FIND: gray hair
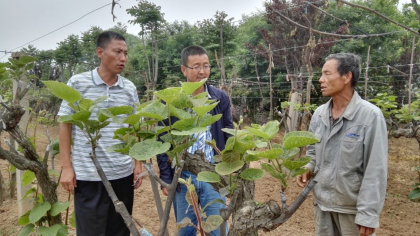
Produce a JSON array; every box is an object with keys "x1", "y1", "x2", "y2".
[{"x1": 325, "y1": 53, "x2": 361, "y2": 87}]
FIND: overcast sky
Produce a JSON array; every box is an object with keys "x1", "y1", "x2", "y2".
[{"x1": 0, "y1": 0, "x2": 265, "y2": 62}]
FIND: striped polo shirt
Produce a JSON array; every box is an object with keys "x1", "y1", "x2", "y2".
[{"x1": 58, "y1": 68, "x2": 139, "y2": 181}]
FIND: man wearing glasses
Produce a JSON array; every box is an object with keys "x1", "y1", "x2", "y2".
[{"x1": 157, "y1": 45, "x2": 233, "y2": 235}]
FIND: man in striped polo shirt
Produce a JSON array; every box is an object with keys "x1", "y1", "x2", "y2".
[{"x1": 58, "y1": 31, "x2": 142, "y2": 236}]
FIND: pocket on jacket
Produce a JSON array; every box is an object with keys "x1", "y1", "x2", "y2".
[
  {"x1": 340, "y1": 137, "x2": 363, "y2": 169},
  {"x1": 333, "y1": 170, "x2": 361, "y2": 207}
]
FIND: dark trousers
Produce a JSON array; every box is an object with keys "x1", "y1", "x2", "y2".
[{"x1": 74, "y1": 174, "x2": 134, "y2": 236}]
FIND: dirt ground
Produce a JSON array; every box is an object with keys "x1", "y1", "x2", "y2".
[{"x1": 1, "y1": 124, "x2": 420, "y2": 236}]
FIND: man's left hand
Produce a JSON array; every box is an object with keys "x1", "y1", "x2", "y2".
[
  {"x1": 357, "y1": 225, "x2": 375, "y2": 236},
  {"x1": 133, "y1": 161, "x2": 143, "y2": 189}
]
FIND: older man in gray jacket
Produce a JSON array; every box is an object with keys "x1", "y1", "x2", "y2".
[{"x1": 297, "y1": 53, "x2": 388, "y2": 236}]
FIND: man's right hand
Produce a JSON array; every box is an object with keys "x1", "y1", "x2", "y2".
[
  {"x1": 296, "y1": 169, "x2": 311, "y2": 188},
  {"x1": 162, "y1": 187, "x2": 168, "y2": 196},
  {"x1": 60, "y1": 166, "x2": 76, "y2": 194}
]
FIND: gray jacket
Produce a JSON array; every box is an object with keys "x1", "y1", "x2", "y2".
[{"x1": 306, "y1": 91, "x2": 388, "y2": 228}]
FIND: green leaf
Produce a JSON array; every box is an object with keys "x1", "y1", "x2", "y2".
[
  {"x1": 190, "y1": 96, "x2": 209, "y2": 107},
  {"x1": 291, "y1": 168, "x2": 309, "y2": 177},
  {"x1": 137, "y1": 100, "x2": 167, "y2": 121},
  {"x1": 202, "y1": 199, "x2": 225, "y2": 212},
  {"x1": 173, "y1": 117, "x2": 198, "y2": 131},
  {"x1": 247, "y1": 149, "x2": 283, "y2": 160},
  {"x1": 169, "y1": 104, "x2": 191, "y2": 119},
  {"x1": 109, "y1": 105, "x2": 133, "y2": 116},
  {"x1": 215, "y1": 161, "x2": 244, "y2": 175},
  {"x1": 221, "y1": 128, "x2": 237, "y2": 136},
  {"x1": 29, "y1": 202, "x2": 51, "y2": 223},
  {"x1": 172, "y1": 93, "x2": 192, "y2": 109},
  {"x1": 72, "y1": 111, "x2": 91, "y2": 121},
  {"x1": 155, "y1": 87, "x2": 182, "y2": 104},
  {"x1": 185, "y1": 185, "x2": 198, "y2": 205},
  {"x1": 22, "y1": 170, "x2": 35, "y2": 186},
  {"x1": 254, "y1": 140, "x2": 267, "y2": 148},
  {"x1": 199, "y1": 114, "x2": 222, "y2": 127},
  {"x1": 197, "y1": 171, "x2": 220, "y2": 183},
  {"x1": 234, "y1": 139, "x2": 256, "y2": 155},
  {"x1": 56, "y1": 224, "x2": 68, "y2": 236},
  {"x1": 181, "y1": 79, "x2": 207, "y2": 95},
  {"x1": 192, "y1": 101, "x2": 219, "y2": 117},
  {"x1": 177, "y1": 217, "x2": 194, "y2": 228},
  {"x1": 97, "y1": 109, "x2": 114, "y2": 122},
  {"x1": 201, "y1": 215, "x2": 224, "y2": 233},
  {"x1": 57, "y1": 115, "x2": 73, "y2": 123},
  {"x1": 38, "y1": 224, "x2": 61, "y2": 236},
  {"x1": 22, "y1": 187, "x2": 36, "y2": 200},
  {"x1": 50, "y1": 201, "x2": 71, "y2": 216},
  {"x1": 123, "y1": 114, "x2": 141, "y2": 125},
  {"x1": 129, "y1": 139, "x2": 171, "y2": 161},
  {"x1": 106, "y1": 143, "x2": 128, "y2": 153},
  {"x1": 221, "y1": 151, "x2": 241, "y2": 163},
  {"x1": 172, "y1": 127, "x2": 207, "y2": 136},
  {"x1": 19, "y1": 55, "x2": 37, "y2": 64},
  {"x1": 43, "y1": 81, "x2": 81, "y2": 103},
  {"x1": 408, "y1": 188, "x2": 420, "y2": 200},
  {"x1": 283, "y1": 157, "x2": 311, "y2": 171},
  {"x1": 18, "y1": 224, "x2": 34, "y2": 236},
  {"x1": 69, "y1": 211, "x2": 76, "y2": 228},
  {"x1": 261, "y1": 163, "x2": 275, "y2": 172},
  {"x1": 245, "y1": 126, "x2": 270, "y2": 140},
  {"x1": 240, "y1": 168, "x2": 265, "y2": 181},
  {"x1": 172, "y1": 140, "x2": 196, "y2": 153},
  {"x1": 245, "y1": 154, "x2": 260, "y2": 162},
  {"x1": 18, "y1": 211, "x2": 30, "y2": 225},
  {"x1": 261, "y1": 120, "x2": 280, "y2": 139},
  {"x1": 283, "y1": 131, "x2": 319, "y2": 150},
  {"x1": 79, "y1": 99, "x2": 94, "y2": 111},
  {"x1": 281, "y1": 148, "x2": 300, "y2": 159},
  {"x1": 113, "y1": 127, "x2": 131, "y2": 138}
]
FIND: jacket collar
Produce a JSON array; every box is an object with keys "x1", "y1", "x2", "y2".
[{"x1": 319, "y1": 90, "x2": 362, "y2": 124}]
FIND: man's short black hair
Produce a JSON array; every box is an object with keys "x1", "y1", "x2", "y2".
[
  {"x1": 181, "y1": 46, "x2": 208, "y2": 65},
  {"x1": 325, "y1": 53, "x2": 361, "y2": 87},
  {"x1": 96, "y1": 31, "x2": 126, "y2": 48}
]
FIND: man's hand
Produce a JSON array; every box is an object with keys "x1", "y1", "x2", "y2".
[
  {"x1": 161, "y1": 187, "x2": 168, "y2": 196},
  {"x1": 133, "y1": 161, "x2": 143, "y2": 189},
  {"x1": 296, "y1": 168, "x2": 311, "y2": 188},
  {"x1": 60, "y1": 166, "x2": 76, "y2": 194},
  {"x1": 357, "y1": 225, "x2": 375, "y2": 236}
]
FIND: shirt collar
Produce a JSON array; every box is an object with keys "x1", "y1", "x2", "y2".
[{"x1": 92, "y1": 68, "x2": 124, "y2": 88}]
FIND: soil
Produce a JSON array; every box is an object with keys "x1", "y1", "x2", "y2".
[{"x1": 1, "y1": 124, "x2": 419, "y2": 236}]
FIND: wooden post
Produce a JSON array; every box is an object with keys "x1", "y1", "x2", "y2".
[
  {"x1": 0, "y1": 170, "x2": 4, "y2": 206},
  {"x1": 11, "y1": 52, "x2": 33, "y2": 217},
  {"x1": 364, "y1": 46, "x2": 371, "y2": 100},
  {"x1": 268, "y1": 45, "x2": 273, "y2": 121},
  {"x1": 408, "y1": 37, "x2": 416, "y2": 115}
]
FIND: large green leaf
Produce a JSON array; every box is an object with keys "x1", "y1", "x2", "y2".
[
  {"x1": 247, "y1": 149, "x2": 284, "y2": 160},
  {"x1": 283, "y1": 131, "x2": 319, "y2": 150},
  {"x1": 245, "y1": 154, "x2": 260, "y2": 162},
  {"x1": 50, "y1": 201, "x2": 71, "y2": 216},
  {"x1": 201, "y1": 215, "x2": 224, "y2": 233},
  {"x1": 43, "y1": 81, "x2": 81, "y2": 103},
  {"x1": 29, "y1": 202, "x2": 51, "y2": 223},
  {"x1": 197, "y1": 171, "x2": 220, "y2": 183},
  {"x1": 109, "y1": 105, "x2": 133, "y2": 116},
  {"x1": 223, "y1": 137, "x2": 235, "y2": 152},
  {"x1": 291, "y1": 168, "x2": 309, "y2": 177},
  {"x1": 172, "y1": 140, "x2": 196, "y2": 153},
  {"x1": 173, "y1": 117, "x2": 198, "y2": 131},
  {"x1": 18, "y1": 211, "x2": 30, "y2": 225},
  {"x1": 240, "y1": 168, "x2": 265, "y2": 181},
  {"x1": 261, "y1": 120, "x2": 280, "y2": 139},
  {"x1": 137, "y1": 100, "x2": 167, "y2": 121},
  {"x1": 97, "y1": 109, "x2": 114, "y2": 122},
  {"x1": 408, "y1": 188, "x2": 420, "y2": 200},
  {"x1": 202, "y1": 199, "x2": 225, "y2": 212},
  {"x1": 123, "y1": 114, "x2": 141, "y2": 125},
  {"x1": 106, "y1": 143, "x2": 129, "y2": 154},
  {"x1": 181, "y1": 79, "x2": 207, "y2": 95},
  {"x1": 245, "y1": 127, "x2": 270, "y2": 140},
  {"x1": 69, "y1": 211, "x2": 76, "y2": 228},
  {"x1": 282, "y1": 157, "x2": 311, "y2": 171},
  {"x1": 192, "y1": 101, "x2": 219, "y2": 117},
  {"x1": 234, "y1": 139, "x2": 256, "y2": 155},
  {"x1": 18, "y1": 224, "x2": 34, "y2": 236},
  {"x1": 172, "y1": 127, "x2": 207, "y2": 136},
  {"x1": 281, "y1": 148, "x2": 300, "y2": 159},
  {"x1": 79, "y1": 99, "x2": 94, "y2": 111},
  {"x1": 190, "y1": 96, "x2": 209, "y2": 107},
  {"x1": 169, "y1": 104, "x2": 191, "y2": 119},
  {"x1": 215, "y1": 161, "x2": 244, "y2": 175},
  {"x1": 221, "y1": 128, "x2": 237, "y2": 136},
  {"x1": 172, "y1": 93, "x2": 192, "y2": 109},
  {"x1": 38, "y1": 224, "x2": 61, "y2": 236},
  {"x1": 56, "y1": 224, "x2": 68, "y2": 236},
  {"x1": 72, "y1": 111, "x2": 91, "y2": 121},
  {"x1": 199, "y1": 114, "x2": 222, "y2": 127},
  {"x1": 261, "y1": 163, "x2": 275, "y2": 172},
  {"x1": 19, "y1": 55, "x2": 37, "y2": 64},
  {"x1": 57, "y1": 115, "x2": 73, "y2": 123},
  {"x1": 221, "y1": 150, "x2": 241, "y2": 163},
  {"x1": 129, "y1": 139, "x2": 171, "y2": 161},
  {"x1": 155, "y1": 87, "x2": 182, "y2": 104},
  {"x1": 22, "y1": 170, "x2": 35, "y2": 186}
]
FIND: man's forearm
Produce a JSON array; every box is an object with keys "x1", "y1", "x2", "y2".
[{"x1": 59, "y1": 122, "x2": 73, "y2": 168}]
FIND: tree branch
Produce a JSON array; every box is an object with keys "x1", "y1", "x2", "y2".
[
  {"x1": 269, "y1": 6, "x2": 402, "y2": 38},
  {"x1": 339, "y1": 0, "x2": 420, "y2": 35}
]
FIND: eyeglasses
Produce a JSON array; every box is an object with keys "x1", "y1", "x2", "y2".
[{"x1": 183, "y1": 65, "x2": 211, "y2": 72}]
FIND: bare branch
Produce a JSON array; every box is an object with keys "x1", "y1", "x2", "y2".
[
  {"x1": 111, "y1": 0, "x2": 121, "y2": 22},
  {"x1": 269, "y1": 6, "x2": 402, "y2": 38},
  {"x1": 339, "y1": 0, "x2": 420, "y2": 36}
]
